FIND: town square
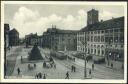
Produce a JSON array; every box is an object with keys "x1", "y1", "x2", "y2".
[{"x1": 3, "y1": 2, "x2": 126, "y2": 80}]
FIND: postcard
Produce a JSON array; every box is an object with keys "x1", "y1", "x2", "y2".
[{"x1": 0, "y1": 1, "x2": 127, "y2": 83}]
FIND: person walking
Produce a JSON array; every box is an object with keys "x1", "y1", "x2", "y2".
[
  {"x1": 35, "y1": 73, "x2": 38, "y2": 79},
  {"x1": 71, "y1": 65, "x2": 74, "y2": 72},
  {"x1": 65, "y1": 71, "x2": 69, "y2": 79},
  {"x1": 17, "y1": 67, "x2": 20, "y2": 75},
  {"x1": 92, "y1": 64, "x2": 94, "y2": 70},
  {"x1": 89, "y1": 69, "x2": 91, "y2": 77},
  {"x1": 43, "y1": 74, "x2": 46, "y2": 79},
  {"x1": 111, "y1": 63, "x2": 113, "y2": 68},
  {"x1": 34, "y1": 64, "x2": 36, "y2": 68},
  {"x1": 43, "y1": 61, "x2": 46, "y2": 68},
  {"x1": 38, "y1": 72, "x2": 42, "y2": 78},
  {"x1": 74, "y1": 66, "x2": 76, "y2": 72}
]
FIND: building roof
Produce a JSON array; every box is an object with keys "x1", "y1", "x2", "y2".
[
  {"x1": 45, "y1": 28, "x2": 78, "y2": 34},
  {"x1": 80, "y1": 16, "x2": 124, "y2": 32},
  {"x1": 56, "y1": 29, "x2": 78, "y2": 34},
  {"x1": 9, "y1": 28, "x2": 19, "y2": 34}
]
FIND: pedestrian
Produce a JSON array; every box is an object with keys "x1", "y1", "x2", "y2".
[
  {"x1": 65, "y1": 71, "x2": 69, "y2": 79},
  {"x1": 74, "y1": 66, "x2": 76, "y2": 72},
  {"x1": 71, "y1": 65, "x2": 74, "y2": 72},
  {"x1": 111, "y1": 63, "x2": 113, "y2": 68},
  {"x1": 17, "y1": 67, "x2": 20, "y2": 75},
  {"x1": 89, "y1": 69, "x2": 91, "y2": 76},
  {"x1": 43, "y1": 74, "x2": 46, "y2": 79},
  {"x1": 43, "y1": 61, "x2": 46, "y2": 68},
  {"x1": 92, "y1": 64, "x2": 94, "y2": 70},
  {"x1": 35, "y1": 73, "x2": 38, "y2": 79},
  {"x1": 38, "y1": 72, "x2": 42, "y2": 78},
  {"x1": 34, "y1": 63, "x2": 36, "y2": 68}
]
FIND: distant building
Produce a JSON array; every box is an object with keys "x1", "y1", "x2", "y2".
[
  {"x1": 4, "y1": 24, "x2": 10, "y2": 48},
  {"x1": 77, "y1": 9, "x2": 124, "y2": 61},
  {"x1": 42, "y1": 26, "x2": 77, "y2": 51},
  {"x1": 25, "y1": 33, "x2": 38, "y2": 46},
  {"x1": 9, "y1": 28, "x2": 19, "y2": 46}
]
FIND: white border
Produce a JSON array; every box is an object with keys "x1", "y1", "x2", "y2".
[{"x1": 1, "y1": 1, "x2": 127, "y2": 83}]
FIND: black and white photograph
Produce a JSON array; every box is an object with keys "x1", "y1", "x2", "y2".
[{"x1": 0, "y1": 1, "x2": 127, "y2": 83}]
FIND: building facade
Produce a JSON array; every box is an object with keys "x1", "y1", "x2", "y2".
[
  {"x1": 9, "y1": 28, "x2": 19, "y2": 46},
  {"x1": 77, "y1": 31, "x2": 86, "y2": 52},
  {"x1": 77, "y1": 9, "x2": 124, "y2": 61},
  {"x1": 42, "y1": 26, "x2": 77, "y2": 51}
]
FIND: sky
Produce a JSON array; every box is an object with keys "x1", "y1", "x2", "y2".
[{"x1": 4, "y1": 4, "x2": 124, "y2": 38}]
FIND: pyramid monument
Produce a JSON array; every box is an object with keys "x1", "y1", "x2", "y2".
[{"x1": 28, "y1": 44, "x2": 43, "y2": 60}]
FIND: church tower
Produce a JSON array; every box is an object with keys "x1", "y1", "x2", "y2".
[{"x1": 87, "y1": 9, "x2": 99, "y2": 25}]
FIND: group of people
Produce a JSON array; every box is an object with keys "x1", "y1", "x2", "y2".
[
  {"x1": 28, "y1": 63, "x2": 36, "y2": 70},
  {"x1": 35, "y1": 72, "x2": 46, "y2": 79},
  {"x1": 43, "y1": 61, "x2": 56, "y2": 69}
]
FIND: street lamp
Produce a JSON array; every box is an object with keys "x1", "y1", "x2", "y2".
[
  {"x1": 80, "y1": 39, "x2": 87, "y2": 79},
  {"x1": 84, "y1": 53, "x2": 87, "y2": 78}
]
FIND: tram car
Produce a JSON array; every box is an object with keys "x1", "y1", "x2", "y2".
[{"x1": 50, "y1": 51, "x2": 67, "y2": 60}]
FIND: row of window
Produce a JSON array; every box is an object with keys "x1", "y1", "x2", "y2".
[
  {"x1": 86, "y1": 36, "x2": 105, "y2": 42},
  {"x1": 77, "y1": 47, "x2": 105, "y2": 55},
  {"x1": 87, "y1": 48, "x2": 105, "y2": 55},
  {"x1": 86, "y1": 28, "x2": 124, "y2": 34},
  {"x1": 85, "y1": 36, "x2": 124, "y2": 43}
]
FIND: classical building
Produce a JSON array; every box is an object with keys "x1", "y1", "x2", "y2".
[
  {"x1": 4, "y1": 24, "x2": 10, "y2": 48},
  {"x1": 42, "y1": 26, "x2": 77, "y2": 51},
  {"x1": 77, "y1": 9, "x2": 124, "y2": 61},
  {"x1": 9, "y1": 28, "x2": 19, "y2": 46}
]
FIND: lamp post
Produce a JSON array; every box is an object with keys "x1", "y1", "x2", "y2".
[
  {"x1": 84, "y1": 53, "x2": 87, "y2": 78},
  {"x1": 80, "y1": 38, "x2": 87, "y2": 79}
]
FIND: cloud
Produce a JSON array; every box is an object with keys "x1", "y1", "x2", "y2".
[
  {"x1": 11, "y1": 7, "x2": 86, "y2": 38},
  {"x1": 99, "y1": 10, "x2": 122, "y2": 20},
  {"x1": 11, "y1": 7, "x2": 123, "y2": 38}
]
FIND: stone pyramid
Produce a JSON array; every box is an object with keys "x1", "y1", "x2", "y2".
[{"x1": 28, "y1": 44, "x2": 43, "y2": 60}]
